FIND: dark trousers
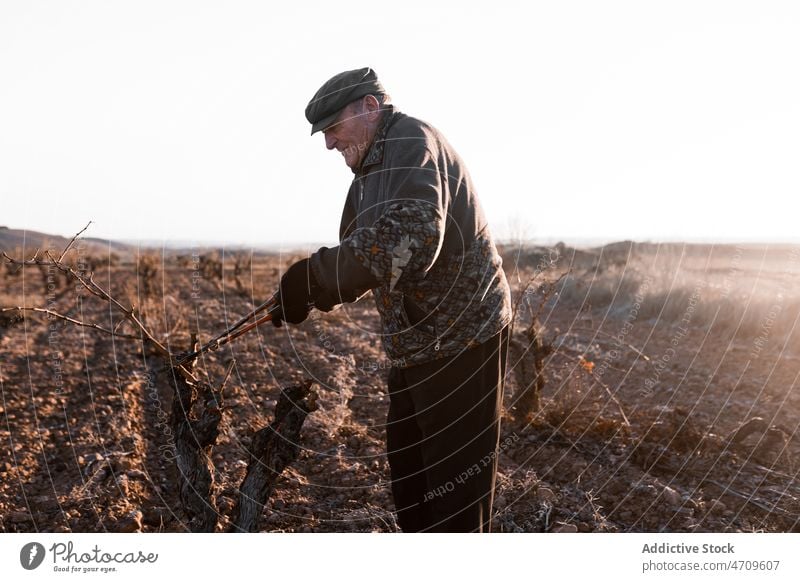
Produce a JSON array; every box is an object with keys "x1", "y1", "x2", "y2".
[{"x1": 385, "y1": 326, "x2": 509, "y2": 532}]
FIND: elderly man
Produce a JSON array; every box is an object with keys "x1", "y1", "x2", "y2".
[{"x1": 271, "y1": 67, "x2": 512, "y2": 532}]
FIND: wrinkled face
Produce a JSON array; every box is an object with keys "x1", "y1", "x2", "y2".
[{"x1": 323, "y1": 96, "x2": 380, "y2": 170}]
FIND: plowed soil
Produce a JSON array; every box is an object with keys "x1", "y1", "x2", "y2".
[{"x1": 2, "y1": 243, "x2": 799, "y2": 532}]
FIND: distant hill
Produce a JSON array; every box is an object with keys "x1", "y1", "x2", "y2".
[{"x1": 0, "y1": 226, "x2": 132, "y2": 257}]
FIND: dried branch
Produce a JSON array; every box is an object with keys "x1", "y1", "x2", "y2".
[
  {"x1": 508, "y1": 270, "x2": 566, "y2": 420},
  {"x1": 57, "y1": 220, "x2": 92, "y2": 262},
  {"x1": 169, "y1": 366, "x2": 224, "y2": 532},
  {"x1": 232, "y1": 381, "x2": 318, "y2": 532},
  {"x1": 509, "y1": 268, "x2": 567, "y2": 341},
  {"x1": 219, "y1": 359, "x2": 237, "y2": 391},
  {"x1": 566, "y1": 327, "x2": 652, "y2": 362},
  {"x1": 705, "y1": 480, "x2": 800, "y2": 520},
  {"x1": 0, "y1": 306, "x2": 139, "y2": 339},
  {"x1": 580, "y1": 363, "x2": 631, "y2": 427},
  {"x1": 3, "y1": 246, "x2": 195, "y2": 381}
]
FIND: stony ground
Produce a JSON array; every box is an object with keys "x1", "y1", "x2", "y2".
[{"x1": 1, "y1": 244, "x2": 799, "y2": 532}]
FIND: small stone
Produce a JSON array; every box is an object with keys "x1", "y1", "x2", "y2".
[
  {"x1": 116, "y1": 475, "x2": 130, "y2": 496},
  {"x1": 536, "y1": 487, "x2": 557, "y2": 503},
  {"x1": 36, "y1": 497, "x2": 60, "y2": 511},
  {"x1": 708, "y1": 499, "x2": 726, "y2": 515},
  {"x1": 662, "y1": 486, "x2": 681, "y2": 507},
  {"x1": 142, "y1": 508, "x2": 165, "y2": 527},
  {"x1": 9, "y1": 511, "x2": 31, "y2": 523},
  {"x1": 115, "y1": 456, "x2": 135, "y2": 472},
  {"x1": 551, "y1": 522, "x2": 578, "y2": 533},
  {"x1": 126, "y1": 469, "x2": 147, "y2": 480},
  {"x1": 266, "y1": 513, "x2": 282, "y2": 523},
  {"x1": 494, "y1": 495, "x2": 507, "y2": 510},
  {"x1": 115, "y1": 510, "x2": 143, "y2": 532}
]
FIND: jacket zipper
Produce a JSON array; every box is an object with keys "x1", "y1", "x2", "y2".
[
  {"x1": 403, "y1": 294, "x2": 442, "y2": 351},
  {"x1": 431, "y1": 311, "x2": 441, "y2": 352}
]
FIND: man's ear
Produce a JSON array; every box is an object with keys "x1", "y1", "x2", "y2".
[{"x1": 363, "y1": 94, "x2": 381, "y2": 121}]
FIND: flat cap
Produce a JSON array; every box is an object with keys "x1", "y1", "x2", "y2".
[{"x1": 305, "y1": 67, "x2": 386, "y2": 135}]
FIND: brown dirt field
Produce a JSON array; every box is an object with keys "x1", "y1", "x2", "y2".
[{"x1": 2, "y1": 242, "x2": 799, "y2": 532}]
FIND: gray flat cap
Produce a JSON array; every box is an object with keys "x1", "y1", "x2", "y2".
[{"x1": 305, "y1": 67, "x2": 386, "y2": 135}]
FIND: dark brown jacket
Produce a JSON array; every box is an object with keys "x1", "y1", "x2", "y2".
[{"x1": 309, "y1": 107, "x2": 511, "y2": 367}]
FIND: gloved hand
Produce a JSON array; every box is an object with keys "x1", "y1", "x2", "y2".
[
  {"x1": 313, "y1": 289, "x2": 340, "y2": 312},
  {"x1": 271, "y1": 259, "x2": 321, "y2": 327}
]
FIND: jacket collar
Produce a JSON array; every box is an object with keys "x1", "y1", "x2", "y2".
[{"x1": 354, "y1": 106, "x2": 397, "y2": 174}]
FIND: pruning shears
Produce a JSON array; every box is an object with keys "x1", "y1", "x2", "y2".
[{"x1": 163, "y1": 293, "x2": 281, "y2": 371}]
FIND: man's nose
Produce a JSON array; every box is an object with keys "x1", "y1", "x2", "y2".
[{"x1": 324, "y1": 132, "x2": 337, "y2": 150}]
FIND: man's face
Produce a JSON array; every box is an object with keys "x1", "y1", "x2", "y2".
[{"x1": 323, "y1": 99, "x2": 375, "y2": 170}]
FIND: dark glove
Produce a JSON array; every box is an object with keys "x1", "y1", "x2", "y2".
[
  {"x1": 271, "y1": 259, "x2": 321, "y2": 327},
  {"x1": 313, "y1": 289, "x2": 340, "y2": 312},
  {"x1": 307, "y1": 246, "x2": 379, "y2": 312}
]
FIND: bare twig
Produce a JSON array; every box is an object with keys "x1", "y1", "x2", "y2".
[
  {"x1": 565, "y1": 327, "x2": 652, "y2": 362},
  {"x1": 219, "y1": 359, "x2": 237, "y2": 391},
  {"x1": 0, "y1": 306, "x2": 138, "y2": 339},
  {"x1": 581, "y1": 364, "x2": 631, "y2": 427},
  {"x1": 531, "y1": 271, "x2": 569, "y2": 322},
  {"x1": 509, "y1": 268, "x2": 568, "y2": 341},
  {"x1": 705, "y1": 480, "x2": 800, "y2": 520},
  {"x1": 58, "y1": 220, "x2": 92, "y2": 262},
  {"x1": 509, "y1": 270, "x2": 567, "y2": 419}
]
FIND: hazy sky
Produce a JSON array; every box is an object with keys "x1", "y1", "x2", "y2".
[{"x1": 1, "y1": 1, "x2": 798, "y2": 248}]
